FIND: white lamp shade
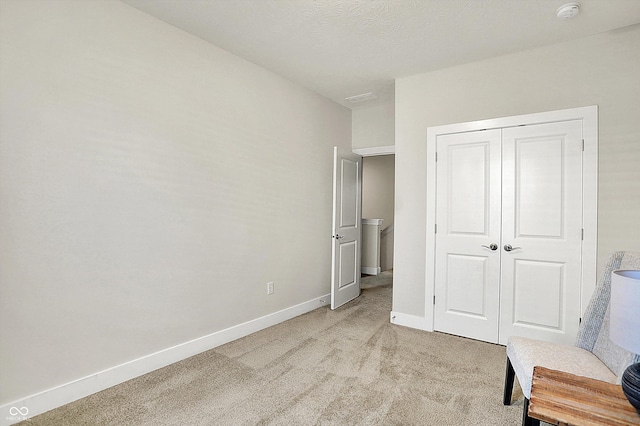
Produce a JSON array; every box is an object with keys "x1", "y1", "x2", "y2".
[{"x1": 610, "y1": 270, "x2": 640, "y2": 355}]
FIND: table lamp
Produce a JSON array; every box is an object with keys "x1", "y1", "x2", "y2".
[{"x1": 610, "y1": 269, "x2": 640, "y2": 413}]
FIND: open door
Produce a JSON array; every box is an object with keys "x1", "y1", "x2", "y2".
[{"x1": 331, "y1": 147, "x2": 362, "y2": 309}]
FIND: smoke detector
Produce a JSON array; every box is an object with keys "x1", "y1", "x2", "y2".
[
  {"x1": 556, "y1": 3, "x2": 580, "y2": 19},
  {"x1": 345, "y1": 92, "x2": 377, "y2": 103}
]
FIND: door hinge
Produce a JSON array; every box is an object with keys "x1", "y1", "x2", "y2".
[
  {"x1": 435, "y1": 224, "x2": 437, "y2": 233},
  {"x1": 581, "y1": 229, "x2": 584, "y2": 240},
  {"x1": 435, "y1": 152, "x2": 438, "y2": 162},
  {"x1": 579, "y1": 317, "x2": 582, "y2": 325},
  {"x1": 582, "y1": 139, "x2": 585, "y2": 151},
  {"x1": 433, "y1": 295, "x2": 436, "y2": 305}
]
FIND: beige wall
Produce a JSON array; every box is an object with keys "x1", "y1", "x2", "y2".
[
  {"x1": 352, "y1": 102, "x2": 395, "y2": 149},
  {"x1": 0, "y1": 0, "x2": 350, "y2": 404},
  {"x1": 362, "y1": 156, "x2": 395, "y2": 230},
  {"x1": 393, "y1": 25, "x2": 640, "y2": 319}
]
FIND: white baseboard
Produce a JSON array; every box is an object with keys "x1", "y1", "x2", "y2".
[
  {"x1": 389, "y1": 311, "x2": 432, "y2": 331},
  {"x1": 361, "y1": 266, "x2": 381, "y2": 275},
  {"x1": 1, "y1": 294, "x2": 331, "y2": 426}
]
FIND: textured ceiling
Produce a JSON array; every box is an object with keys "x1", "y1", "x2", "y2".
[{"x1": 121, "y1": 0, "x2": 640, "y2": 109}]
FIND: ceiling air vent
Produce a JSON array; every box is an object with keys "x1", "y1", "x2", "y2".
[{"x1": 345, "y1": 92, "x2": 377, "y2": 103}]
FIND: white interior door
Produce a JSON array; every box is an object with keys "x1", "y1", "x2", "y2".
[
  {"x1": 331, "y1": 147, "x2": 362, "y2": 310},
  {"x1": 499, "y1": 120, "x2": 583, "y2": 345},
  {"x1": 434, "y1": 130, "x2": 502, "y2": 343}
]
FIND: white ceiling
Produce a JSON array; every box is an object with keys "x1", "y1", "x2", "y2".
[{"x1": 121, "y1": 0, "x2": 640, "y2": 109}]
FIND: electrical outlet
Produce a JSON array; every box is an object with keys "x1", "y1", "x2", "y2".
[{"x1": 267, "y1": 281, "x2": 274, "y2": 295}]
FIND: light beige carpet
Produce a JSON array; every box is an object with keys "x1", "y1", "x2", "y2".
[
  {"x1": 360, "y1": 270, "x2": 393, "y2": 289},
  {"x1": 25, "y1": 285, "x2": 526, "y2": 425}
]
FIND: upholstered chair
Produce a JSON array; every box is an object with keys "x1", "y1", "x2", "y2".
[{"x1": 503, "y1": 251, "x2": 640, "y2": 426}]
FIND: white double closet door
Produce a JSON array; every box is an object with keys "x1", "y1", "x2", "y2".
[{"x1": 434, "y1": 120, "x2": 583, "y2": 345}]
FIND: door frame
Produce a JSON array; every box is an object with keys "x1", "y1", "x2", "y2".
[
  {"x1": 425, "y1": 105, "x2": 598, "y2": 332},
  {"x1": 353, "y1": 145, "x2": 395, "y2": 157}
]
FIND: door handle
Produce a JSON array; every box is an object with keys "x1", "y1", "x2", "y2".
[
  {"x1": 504, "y1": 244, "x2": 521, "y2": 252},
  {"x1": 333, "y1": 234, "x2": 344, "y2": 239},
  {"x1": 481, "y1": 243, "x2": 498, "y2": 251}
]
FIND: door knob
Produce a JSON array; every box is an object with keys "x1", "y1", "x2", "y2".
[
  {"x1": 504, "y1": 244, "x2": 521, "y2": 252},
  {"x1": 481, "y1": 243, "x2": 498, "y2": 251},
  {"x1": 333, "y1": 234, "x2": 344, "y2": 239}
]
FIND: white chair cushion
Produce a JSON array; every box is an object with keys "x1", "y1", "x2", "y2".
[{"x1": 507, "y1": 336, "x2": 617, "y2": 399}]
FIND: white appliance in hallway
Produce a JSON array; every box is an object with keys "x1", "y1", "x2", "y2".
[{"x1": 361, "y1": 218, "x2": 383, "y2": 276}]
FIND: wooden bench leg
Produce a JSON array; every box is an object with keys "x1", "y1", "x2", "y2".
[{"x1": 504, "y1": 357, "x2": 515, "y2": 405}]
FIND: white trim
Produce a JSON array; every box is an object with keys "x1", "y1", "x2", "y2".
[
  {"x1": 380, "y1": 224, "x2": 394, "y2": 238},
  {"x1": 389, "y1": 311, "x2": 430, "y2": 331},
  {"x1": 361, "y1": 266, "x2": 381, "y2": 275},
  {"x1": 352, "y1": 145, "x2": 395, "y2": 156},
  {"x1": 0, "y1": 294, "x2": 331, "y2": 426},
  {"x1": 426, "y1": 105, "x2": 598, "y2": 333},
  {"x1": 362, "y1": 218, "x2": 383, "y2": 226},
  {"x1": 425, "y1": 106, "x2": 597, "y2": 136},
  {"x1": 581, "y1": 106, "x2": 599, "y2": 314}
]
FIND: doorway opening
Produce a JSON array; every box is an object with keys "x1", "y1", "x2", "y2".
[{"x1": 360, "y1": 154, "x2": 395, "y2": 289}]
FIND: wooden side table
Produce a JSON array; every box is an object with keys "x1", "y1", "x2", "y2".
[{"x1": 529, "y1": 366, "x2": 640, "y2": 426}]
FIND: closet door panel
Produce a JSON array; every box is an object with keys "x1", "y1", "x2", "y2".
[
  {"x1": 512, "y1": 259, "x2": 563, "y2": 329},
  {"x1": 434, "y1": 130, "x2": 502, "y2": 343},
  {"x1": 499, "y1": 120, "x2": 583, "y2": 345},
  {"x1": 516, "y1": 139, "x2": 564, "y2": 237}
]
